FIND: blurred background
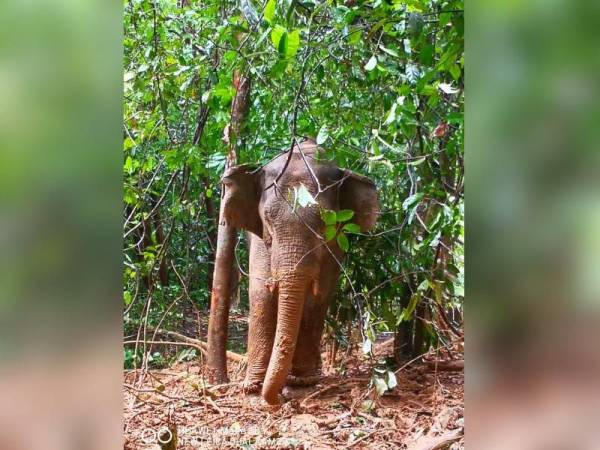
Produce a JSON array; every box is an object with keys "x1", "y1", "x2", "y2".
[
  {"x1": 467, "y1": 0, "x2": 600, "y2": 448},
  {"x1": 0, "y1": 0, "x2": 122, "y2": 448},
  {"x1": 0, "y1": 0, "x2": 598, "y2": 449}
]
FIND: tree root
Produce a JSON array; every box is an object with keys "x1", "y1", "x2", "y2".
[{"x1": 128, "y1": 328, "x2": 246, "y2": 363}]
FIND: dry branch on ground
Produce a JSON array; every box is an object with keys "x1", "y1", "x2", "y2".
[{"x1": 124, "y1": 331, "x2": 464, "y2": 450}]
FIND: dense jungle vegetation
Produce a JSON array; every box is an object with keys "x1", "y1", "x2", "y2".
[{"x1": 123, "y1": 0, "x2": 464, "y2": 390}]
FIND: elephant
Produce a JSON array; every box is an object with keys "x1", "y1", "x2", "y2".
[{"x1": 220, "y1": 138, "x2": 379, "y2": 404}]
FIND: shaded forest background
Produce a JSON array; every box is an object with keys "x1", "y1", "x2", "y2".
[{"x1": 123, "y1": 0, "x2": 464, "y2": 390}]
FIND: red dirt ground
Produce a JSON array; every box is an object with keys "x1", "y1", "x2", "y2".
[{"x1": 124, "y1": 330, "x2": 463, "y2": 450}]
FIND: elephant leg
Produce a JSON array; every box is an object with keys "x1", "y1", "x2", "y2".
[
  {"x1": 243, "y1": 234, "x2": 277, "y2": 392},
  {"x1": 288, "y1": 255, "x2": 341, "y2": 386},
  {"x1": 287, "y1": 295, "x2": 329, "y2": 385}
]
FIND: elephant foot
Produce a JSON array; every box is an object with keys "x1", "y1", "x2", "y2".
[
  {"x1": 241, "y1": 379, "x2": 262, "y2": 394},
  {"x1": 285, "y1": 373, "x2": 321, "y2": 387}
]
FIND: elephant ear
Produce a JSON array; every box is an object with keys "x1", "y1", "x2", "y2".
[
  {"x1": 221, "y1": 164, "x2": 263, "y2": 237},
  {"x1": 339, "y1": 170, "x2": 379, "y2": 231}
]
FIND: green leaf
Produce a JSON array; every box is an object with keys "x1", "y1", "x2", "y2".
[
  {"x1": 402, "y1": 192, "x2": 423, "y2": 211},
  {"x1": 321, "y1": 209, "x2": 337, "y2": 226},
  {"x1": 285, "y1": 29, "x2": 300, "y2": 58},
  {"x1": 316, "y1": 124, "x2": 329, "y2": 144},
  {"x1": 419, "y1": 44, "x2": 434, "y2": 65},
  {"x1": 124, "y1": 291, "x2": 132, "y2": 306},
  {"x1": 383, "y1": 102, "x2": 397, "y2": 126},
  {"x1": 277, "y1": 31, "x2": 288, "y2": 56},
  {"x1": 342, "y1": 223, "x2": 361, "y2": 233},
  {"x1": 271, "y1": 25, "x2": 286, "y2": 48},
  {"x1": 124, "y1": 156, "x2": 134, "y2": 174},
  {"x1": 364, "y1": 55, "x2": 377, "y2": 71},
  {"x1": 264, "y1": 0, "x2": 276, "y2": 24},
  {"x1": 379, "y1": 44, "x2": 399, "y2": 57},
  {"x1": 417, "y1": 279, "x2": 429, "y2": 292},
  {"x1": 124, "y1": 137, "x2": 135, "y2": 150},
  {"x1": 407, "y1": 156, "x2": 426, "y2": 166},
  {"x1": 348, "y1": 28, "x2": 362, "y2": 45},
  {"x1": 296, "y1": 183, "x2": 317, "y2": 208},
  {"x1": 337, "y1": 232, "x2": 349, "y2": 251},
  {"x1": 449, "y1": 63, "x2": 461, "y2": 80},
  {"x1": 324, "y1": 226, "x2": 337, "y2": 241},
  {"x1": 336, "y1": 209, "x2": 355, "y2": 222},
  {"x1": 398, "y1": 293, "x2": 420, "y2": 323}
]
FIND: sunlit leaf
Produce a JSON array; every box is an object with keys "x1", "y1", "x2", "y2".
[
  {"x1": 285, "y1": 29, "x2": 300, "y2": 58},
  {"x1": 362, "y1": 338, "x2": 372, "y2": 354},
  {"x1": 271, "y1": 25, "x2": 286, "y2": 48},
  {"x1": 383, "y1": 102, "x2": 397, "y2": 125},
  {"x1": 364, "y1": 55, "x2": 377, "y2": 71},
  {"x1": 439, "y1": 82, "x2": 459, "y2": 94},
  {"x1": 374, "y1": 377, "x2": 388, "y2": 395},
  {"x1": 264, "y1": 0, "x2": 276, "y2": 23},
  {"x1": 380, "y1": 44, "x2": 399, "y2": 57},
  {"x1": 316, "y1": 124, "x2": 329, "y2": 144},
  {"x1": 296, "y1": 183, "x2": 317, "y2": 207},
  {"x1": 386, "y1": 371, "x2": 397, "y2": 389},
  {"x1": 405, "y1": 64, "x2": 420, "y2": 84}
]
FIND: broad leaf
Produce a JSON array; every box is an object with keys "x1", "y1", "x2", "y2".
[
  {"x1": 324, "y1": 226, "x2": 337, "y2": 241},
  {"x1": 405, "y1": 64, "x2": 420, "y2": 84},
  {"x1": 316, "y1": 124, "x2": 329, "y2": 144},
  {"x1": 337, "y1": 232, "x2": 349, "y2": 251},
  {"x1": 364, "y1": 55, "x2": 377, "y2": 71},
  {"x1": 336, "y1": 209, "x2": 354, "y2": 222},
  {"x1": 296, "y1": 183, "x2": 317, "y2": 207},
  {"x1": 439, "y1": 82, "x2": 459, "y2": 94},
  {"x1": 271, "y1": 25, "x2": 286, "y2": 48},
  {"x1": 342, "y1": 223, "x2": 361, "y2": 233},
  {"x1": 264, "y1": 0, "x2": 276, "y2": 23},
  {"x1": 285, "y1": 29, "x2": 300, "y2": 58},
  {"x1": 321, "y1": 209, "x2": 337, "y2": 226}
]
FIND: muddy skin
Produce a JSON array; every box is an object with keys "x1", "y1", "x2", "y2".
[{"x1": 218, "y1": 139, "x2": 379, "y2": 405}]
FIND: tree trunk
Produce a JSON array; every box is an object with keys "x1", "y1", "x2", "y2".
[{"x1": 206, "y1": 72, "x2": 251, "y2": 383}]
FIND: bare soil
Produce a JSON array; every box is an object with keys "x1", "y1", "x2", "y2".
[{"x1": 124, "y1": 318, "x2": 463, "y2": 450}]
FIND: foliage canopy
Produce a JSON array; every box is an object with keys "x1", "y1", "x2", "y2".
[{"x1": 123, "y1": 0, "x2": 464, "y2": 374}]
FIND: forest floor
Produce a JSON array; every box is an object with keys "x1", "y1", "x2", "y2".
[{"x1": 124, "y1": 315, "x2": 464, "y2": 450}]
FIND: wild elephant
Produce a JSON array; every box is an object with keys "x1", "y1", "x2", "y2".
[{"x1": 218, "y1": 138, "x2": 378, "y2": 404}]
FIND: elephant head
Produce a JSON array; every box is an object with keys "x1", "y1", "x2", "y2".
[{"x1": 220, "y1": 138, "x2": 378, "y2": 404}]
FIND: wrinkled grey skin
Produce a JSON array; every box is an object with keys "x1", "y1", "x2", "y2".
[{"x1": 222, "y1": 138, "x2": 378, "y2": 404}]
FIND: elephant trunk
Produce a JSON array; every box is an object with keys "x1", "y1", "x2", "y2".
[{"x1": 261, "y1": 273, "x2": 310, "y2": 404}]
